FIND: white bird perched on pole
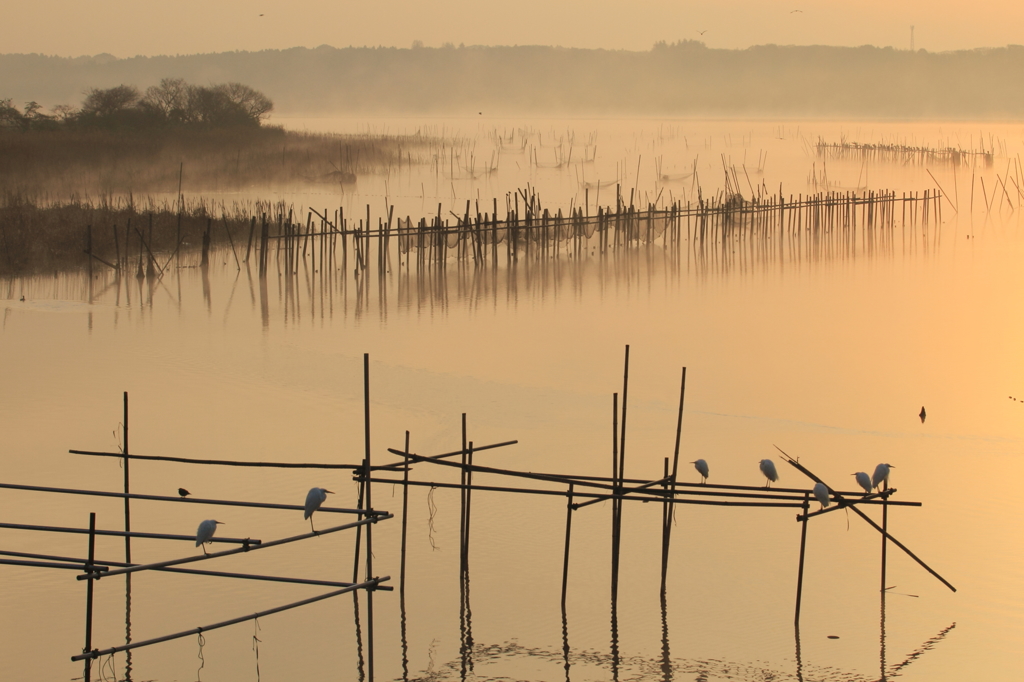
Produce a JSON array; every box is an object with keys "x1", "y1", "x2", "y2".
[
  {"x1": 304, "y1": 487, "x2": 334, "y2": 533},
  {"x1": 691, "y1": 459, "x2": 709, "y2": 484},
  {"x1": 853, "y1": 472, "x2": 873, "y2": 494},
  {"x1": 812, "y1": 481, "x2": 830, "y2": 509},
  {"x1": 759, "y1": 459, "x2": 779, "y2": 488},
  {"x1": 195, "y1": 519, "x2": 224, "y2": 555},
  {"x1": 872, "y1": 463, "x2": 894, "y2": 490}
]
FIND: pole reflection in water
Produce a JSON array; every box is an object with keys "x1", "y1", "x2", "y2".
[
  {"x1": 659, "y1": 595, "x2": 672, "y2": 682},
  {"x1": 123, "y1": 573, "x2": 133, "y2": 682},
  {"x1": 885, "y1": 622, "x2": 957, "y2": 679},
  {"x1": 201, "y1": 262, "x2": 211, "y2": 314},
  {"x1": 793, "y1": 623, "x2": 804, "y2": 682},
  {"x1": 880, "y1": 586, "x2": 888, "y2": 682},
  {"x1": 352, "y1": 591, "x2": 365, "y2": 682},
  {"x1": 258, "y1": 274, "x2": 269, "y2": 328},
  {"x1": 352, "y1": 478, "x2": 366, "y2": 682},
  {"x1": 609, "y1": 601, "x2": 620, "y2": 682}
]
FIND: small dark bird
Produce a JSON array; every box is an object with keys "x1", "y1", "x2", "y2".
[
  {"x1": 697, "y1": 30, "x2": 707, "y2": 35},
  {"x1": 19, "y1": 295, "x2": 25, "y2": 302},
  {"x1": 790, "y1": 9, "x2": 803, "y2": 12},
  {"x1": 178, "y1": 488, "x2": 191, "y2": 498},
  {"x1": 259, "y1": 13, "x2": 264, "y2": 16},
  {"x1": 919, "y1": 406, "x2": 927, "y2": 423}
]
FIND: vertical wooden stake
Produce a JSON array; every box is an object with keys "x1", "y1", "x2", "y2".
[
  {"x1": 400, "y1": 430, "x2": 410, "y2": 595},
  {"x1": 561, "y1": 483, "x2": 575, "y2": 612},
  {"x1": 83, "y1": 512, "x2": 97, "y2": 682},
  {"x1": 122, "y1": 392, "x2": 133, "y2": 668},
  {"x1": 363, "y1": 352, "x2": 375, "y2": 682},
  {"x1": 794, "y1": 493, "x2": 809, "y2": 626}
]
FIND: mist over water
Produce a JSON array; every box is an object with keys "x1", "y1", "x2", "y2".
[{"x1": 1, "y1": 117, "x2": 1023, "y2": 682}]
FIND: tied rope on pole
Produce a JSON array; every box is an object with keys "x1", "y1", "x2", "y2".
[
  {"x1": 196, "y1": 630, "x2": 206, "y2": 681},
  {"x1": 252, "y1": 617, "x2": 262, "y2": 682}
]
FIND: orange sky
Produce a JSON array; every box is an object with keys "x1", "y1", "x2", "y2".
[{"x1": 3, "y1": 0, "x2": 1023, "y2": 57}]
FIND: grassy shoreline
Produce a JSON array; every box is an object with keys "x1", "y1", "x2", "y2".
[{"x1": 0, "y1": 126, "x2": 437, "y2": 199}]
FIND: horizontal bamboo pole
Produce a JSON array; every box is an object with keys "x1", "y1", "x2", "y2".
[
  {"x1": 0, "y1": 482, "x2": 381, "y2": 517},
  {"x1": 377, "y1": 439, "x2": 519, "y2": 471},
  {"x1": 78, "y1": 514, "x2": 392, "y2": 581},
  {"x1": 796, "y1": 489, "x2": 916, "y2": 520},
  {"x1": 101, "y1": 562, "x2": 394, "y2": 590},
  {"x1": 0, "y1": 549, "x2": 393, "y2": 589},
  {"x1": 381, "y1": 450, "x2": 919, "y2": 503},
  {"x1": 0, "y1": 521, "x2": 259, "y2": 545},
  {"x1": 362, "y1": 476, "x2": 806, "y2": 508},
  {"x1": 72, "y1": 576, "x2": 390, "y2": 662},
  {"x1": 70, "y1": 449, "x2": 364, "y2": 470},
  {"x1": 0, "y1": 558, "x2": 109, "y2": 571}
]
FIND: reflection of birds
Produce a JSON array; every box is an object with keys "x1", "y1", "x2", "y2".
[
  {"x1": 691, "y1": 458, "x2": 709, "y2": 483},
  {"x1": 853, "y1": 472, "x2": 872, "y2": 493},
  {"x1": 178, "y1": 487, "x2": 191, "y2": 498},
  {"x1": 872, "y1": 463, "x2": 894, "y2": 490},
  {"x1": 304, "y1": 487, "x2": 334, "y2": 533},
  {"x1": 195, "y1": 519, "x2": 224, "y2": 555},
  {"x1": 812, "y1": 481, "x2": 830, "y2": 509},
  {"x1": 759, "y1": 459, "x2": 779, "y2": 488},
  {"x1": 919, "y1": 406, "x2": 927, "y2": 423}
]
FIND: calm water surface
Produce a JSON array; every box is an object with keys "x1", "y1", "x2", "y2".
[{"x1": 1, "y1": 118, "x2": 1022, "y2": 681}]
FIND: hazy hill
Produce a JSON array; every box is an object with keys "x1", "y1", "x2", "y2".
[{"x1": 3, "y1": 42, "x2": 1024, "y2": 118}]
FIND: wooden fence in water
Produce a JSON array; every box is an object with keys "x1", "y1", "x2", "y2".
[
  {"x1": 816, "y1": 139, "x2": 994, "y2": 168},
  {"x1": 245, "y1": 186, "x2": 945, "y2": 278}
]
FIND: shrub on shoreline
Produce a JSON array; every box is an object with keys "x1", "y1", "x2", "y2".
[{"x1": 1, "y1": 78, "x2": 273, "y2": 133}]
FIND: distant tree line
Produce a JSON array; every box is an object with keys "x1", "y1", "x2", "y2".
[
  {"x1": 0, "y1": 78, "x2": 273, "y2": 132},
  {"x1": 4, "y1": 44, "x2": 1024, "y2": 118}
]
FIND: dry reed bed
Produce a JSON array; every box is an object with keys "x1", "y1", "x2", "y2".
[
  {"x1": 0, "y1": 194, "x2": 284, "y2": 276},
  {"x1": 0, "y1": 127, "x2": 441, "y2": 198}
]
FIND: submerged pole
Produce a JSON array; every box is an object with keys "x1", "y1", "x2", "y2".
[
  {"x1": 794, "y1": 493, "x2": 809, "y2": 626},
  {"x1": 660, "y1": 457, "x2": 670, "y2": 598},
  {"x1": 363, "y1": 353, "x2": 375, "y2": 682},
  {"x1": 400, "y1": 431, "x2": 410, "y2": 595},
  {"x1": 561, "y1": 484, "x2": 575, "y2": 611},
  {"x1": 610, "y1": 393, "x2": 620, "y2": 606},
  {"x1": 881, "y1": 481, "x2": 888, "y2": 595},
  {"x1": 122, "y1": 392, "x2": 131, "y2": 566},
  {"x1": 662, "y1": 367, "x2": 687, "y2": 598},
  {"x1": 122, "y1": 391, "x2": 133, "y2": 677},
  {"x1": 83, "y1": 512, "x2": 97, "y2": 682}
]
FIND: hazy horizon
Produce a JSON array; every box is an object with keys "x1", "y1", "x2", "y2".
[
  {"x1": 4, "y1": 0, "x2": 1024, "y2": 58},
  {"x1": 6, "y1": 38, "x2": 1024, "y2": 61}
]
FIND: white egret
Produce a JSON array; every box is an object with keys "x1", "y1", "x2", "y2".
[
  {"x1": 304, "y1": 487, "x2": 334, "y2": 533},
  {"x1": 759, "y1": 459, "x2": 779, "y2": 488},
  {"x1": 872, "y1": 463, "x2": 894, "y2": 490},
  {"x1": 812, "y1": 481, "x2": 830, "y2": 509},
  {"x1": 852, "y1": 472, "x2": 872, "y2": 494},
  {"x1": 691, "y1": 459, "x2": 709, "y2": 484},
  {"x1": 195, "y1": 519, "x2": 224, "y2": 555}
]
